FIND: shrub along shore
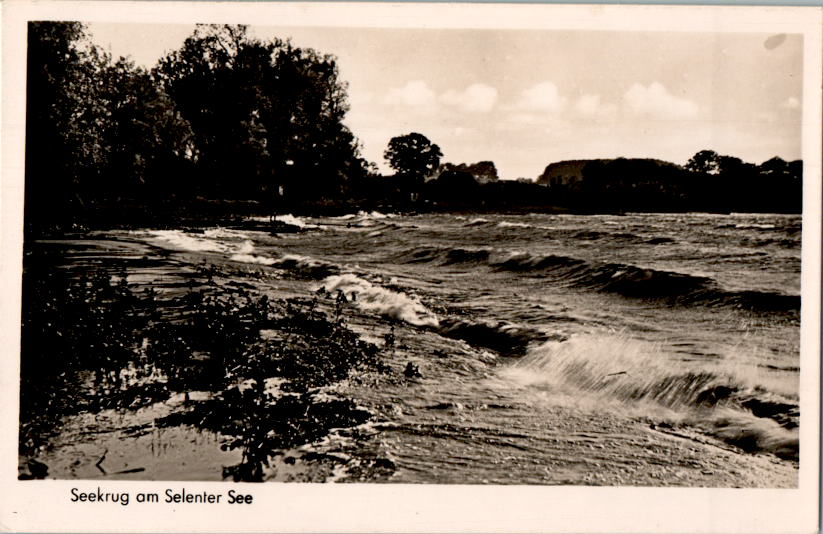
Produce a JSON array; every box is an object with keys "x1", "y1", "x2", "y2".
[{"x1": 19, "y1": 238, "x2": 397, "y2": 482}]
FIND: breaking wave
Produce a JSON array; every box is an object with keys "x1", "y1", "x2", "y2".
[
  {"x1": 149, "y1": 229, "x2": 253, "y2": 255},
  {"x1": 497, "y1": 221, "x2": 533, "y2": 229},
  {"x1": 503, "y1": 334, "x2": 799, "y2": 459},
  {"x1": 331, "y1": 211, "x2": 393, "y2": 221},
  {"x1": 229, "y1": 253, "x2": 276, "y2": 266},
  {"x1": 733, "y1": 223, "x2": 777, "y2": 230},
  {"x1": 275, "y1": 214, "x2": 319, "y2": 229},
  {"x1": 321, "y1": 274, "x2": 439, "y2": 327}
]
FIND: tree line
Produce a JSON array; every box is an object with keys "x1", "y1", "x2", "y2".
[
  {"x1": 536, "y1": 152, "x2": 801, "y2": 213},
  {"x1": 26, "y1": 22, "x2": 372, "y2": 231},
  {"x1": 25, "y1": 22, "x2": 802, "y2": 234}
]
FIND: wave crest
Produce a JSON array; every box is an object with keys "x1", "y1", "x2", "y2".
[
  {"x1": 504, "y1": 333, "x2": 799, "y2": 459},
  {"x1": 321, "y1": 274, "x2": 439, "y2": 327}
]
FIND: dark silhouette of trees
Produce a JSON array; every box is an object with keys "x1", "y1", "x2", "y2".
[
  {"x1": 425, "y1": 169, "x2": 480, "y2": 206},
  {"x1": 384, "y1": 133, "x2": 442, "y2": 189},
  {"x1": 439, "y1": 161, "x2": 499, "y2": 184},
  {"x1": 25, "y1": 22, "x2": 97, "y2": 226},
  {"x1": 155, "y1": 25, "x2": 364, "y2": 204},
  {"x1": 535, "y1": 152, "x2": 800, "y2": 213},
  {"x1": 23, "y1": 22, "x2": 802, "y2": 225},
  {"x1": 25, "y1": 22, "x2": 370, "y2": 231},
  {"x1": 685, "y1": 150, "x2": 720, "y2": 175},
  {"x1": 681, "y1": 150, "x2": 801, "y2": 212},
  {"x1": 95, "y1": 57, "x2": 194, "y2": 202}
]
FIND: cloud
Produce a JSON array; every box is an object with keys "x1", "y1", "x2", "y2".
[
  {"x1": 573, "y1": 94, "x2": 618, "y2": 119},
  {"x1": 517, "y1": 82, "x2": 566, "y2": 113},
  {"x1": 384, "y1": 80, "x2": 437, "y2": 109},
  {"x1": 440, "y1": 83, "x2": 498, "y2": 113},
  {"x1": 623, "y1": 82, "x2": 698, "y2": 120},
  {"x1": 780, "y1": 96, "x2": 800, "y2": 110}
]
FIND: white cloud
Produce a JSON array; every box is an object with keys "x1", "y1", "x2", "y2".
[
  {"x1": 440, "y1": 83, "x2": 498, "y2": 113},
  {"x1": 573, "y1": 94, "x2": 618, "y2": 119},
  {"x1": 517, "y1": 82, "x2": 566, "y2": 113},
  {"x1": 384, "y1": 80, "x2": 437, "y2": 109},
  {"x1": 623, "y1": 82, "x2": 698, "y2": 120},
  {"x1": 780, "y1": 96, "x2": 800, "y2": 110}
]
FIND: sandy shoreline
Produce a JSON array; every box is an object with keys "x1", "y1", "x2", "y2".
[{"x1": 18, "y1": 231, "x2": 799, "y2": 486}]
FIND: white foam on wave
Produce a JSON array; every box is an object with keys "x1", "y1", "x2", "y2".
[
  {"x1": 149, "y1": 230, "x2": 232, "y2": 253},
  {"x1": 203, "y1": 228, "x2": 251, "y2": 239},
  {"x1": 151, "y1": 229, "x2": 266, "y2": 265},
  {"x1": 735, "y1": 223, "x2": 776, "y2": 230},
  {"x1": 505, "y1": 332, "x2": 795, "y2": 398},
  {"x1": 498, "y1": 221, "x2": 532, "y2": 229},
  {"x1": 362, "y1": 210, "x2": 393, "y2": 219},
  {"x1": 277, "y1": 214, "x2": 319, "y2": 229},
  {"x1": 321, "y1": 274, "x2": 439, "y2": 327},
  {"x1": 230, "y1": 253, "x2": 276, "y2": 265},
  {"x1": 332, "y1": 211, "x2": 394, "y2": 221}
]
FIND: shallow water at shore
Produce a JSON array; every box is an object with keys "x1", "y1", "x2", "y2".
[{"x1": 24, "y1": 211, "x2": 801, "y2": 486}]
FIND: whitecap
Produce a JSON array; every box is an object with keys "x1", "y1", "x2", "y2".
[
  {"x1": 498, "y1": 221, "x2": 532, "y2": 229},
  {"x1": 229, "y1": 253, "x2": 276, "y2": 266},
  {"x1": 321, "y1": 274, "x2": 439, "y2": 327}
]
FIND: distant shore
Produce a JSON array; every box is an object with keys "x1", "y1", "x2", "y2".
[{"x1": 23, "y1": 197, "x2": 803, "y2": 240}]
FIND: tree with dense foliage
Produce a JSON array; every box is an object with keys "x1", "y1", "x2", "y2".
[
  {"x1": 25, "y1": 22, "x2": 96, "y2": 225},
  {"x1": 95, "y1": 56, "x2": 194, "y2": 201},
  {"x1": 384, "y1": 133, "x2": 442, "y2": 186},
  {"x1": 439, "y1": 161, "x2": 499, "y2": 184},
  {"x1": 26, "y1": 21, "x2": 195, "y2": 228},
  {"x1": 685, "y1": 149, "x2": 721, "y2": 175},
  {"x1": 155, "y1": 24, "x2": 364, "y2": 204},
  {"x1": 425, "y1": 169, "x2": 480, "y2": 205},
  {"x1": 682, "y1": 150, "x2": 801, "y2": 212}
]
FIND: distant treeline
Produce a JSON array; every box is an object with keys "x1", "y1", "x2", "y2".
[
  {"x1": 535, "y1": 153, "x2": 801, "y2": 213},
  {"x1": 25, "y1": 22, "x2": 802, "y2": 234}
]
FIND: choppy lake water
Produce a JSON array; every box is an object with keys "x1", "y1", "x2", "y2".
[{"x1": 132, "y1": 211, "x2": 801, "y2": 484}]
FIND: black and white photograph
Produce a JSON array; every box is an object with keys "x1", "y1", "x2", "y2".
[{"x1": 1, "y1": 1, "x2": 820, "y2": 532}]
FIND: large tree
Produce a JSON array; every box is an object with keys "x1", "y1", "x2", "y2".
[
  {"x1": 685, "y1": 149, "x2": 721, "y2": 175},
  {"x1": 384, "y1": 133, "x2": 442, "y2": 185},
  {"x1": 25, "y1": 21, "x2": 195, "y2": 229},
  {"x1": 25, "y1": 21, "x2": 97, "y2": 224},
  {"x1": 91, "y1": 55, "x2": 194, "y2": 201},
  {"x1": 155, "y1": 24, "x2": 364, "y2": 202}
]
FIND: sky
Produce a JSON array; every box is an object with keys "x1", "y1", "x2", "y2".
[{"x1": 87, "y1": 23, "x2": 804, "y2": 180}]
